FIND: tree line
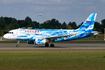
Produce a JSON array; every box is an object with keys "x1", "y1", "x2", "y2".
[{"x1": 0, "y1": 16, "x2": 105, "y2": 34}]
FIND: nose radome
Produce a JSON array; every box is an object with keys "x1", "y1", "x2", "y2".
[
  {"x1": 3, "y1": 35, "x2": 7, "y2": 39},
  {"x1": 3, "y1": 35, "x2": 5, "y2": 38}
]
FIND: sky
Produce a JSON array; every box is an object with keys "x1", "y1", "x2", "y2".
[{"x1": 0, "y1": 0, "x2": 105, "y2": 25}]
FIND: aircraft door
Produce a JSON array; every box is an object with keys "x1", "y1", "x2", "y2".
[{"x1": 17, "y1": 29, "x2": 21, "y2": 37}]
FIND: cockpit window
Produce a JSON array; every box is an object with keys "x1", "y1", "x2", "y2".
[{"x1": 7, "y1": 32, "x2": 13, "y2": 34}]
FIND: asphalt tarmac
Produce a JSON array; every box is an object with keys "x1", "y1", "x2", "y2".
[{"x1": 0, "y1": 44, "x2": 105, "y2": 50}]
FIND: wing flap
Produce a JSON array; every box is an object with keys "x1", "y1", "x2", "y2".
[{"x1": 37, "y1": 34, "x2": 73, "y2": 40}]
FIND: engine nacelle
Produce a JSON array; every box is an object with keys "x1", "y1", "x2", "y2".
[
  {"x1": 27, "y1": 40, "x2": 34, "y2": 44},
  {"x1": 35, "y1": 38, "x2": 48, "y2": 45}
]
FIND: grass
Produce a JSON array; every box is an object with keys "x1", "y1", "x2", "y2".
[{"x1": 0, "y1": 50, "x2": 105, "y2": 70}]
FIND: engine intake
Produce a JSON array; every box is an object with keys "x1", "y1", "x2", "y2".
[{"x1": 35, "y1": 38, "x2": 48, "y2": 45}]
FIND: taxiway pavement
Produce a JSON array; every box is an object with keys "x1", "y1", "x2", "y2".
[{"x1": 0, "y1": 44, "x2": 105, "y2": 50}]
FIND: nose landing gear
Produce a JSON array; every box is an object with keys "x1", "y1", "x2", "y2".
[{"x1": 16, "y1": 41, "x2": 20, "y2": 47}]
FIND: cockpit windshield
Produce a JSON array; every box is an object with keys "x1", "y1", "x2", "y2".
[{"x1": 7, "y1": 32, "x2": 13, "y2": 34}]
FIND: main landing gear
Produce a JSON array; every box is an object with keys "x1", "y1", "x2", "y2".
[
  {"x1": 16, "y1": 41, "x2": 20, "y2": 47},
  {"x1": 45, "y1": 43, "x2": 49, "y2": 47},
  {"x1": 50, "y1": 44, "x2": 54, "y2": 47},
  {"x1": 45, "y1": 43, "x2": 55, "y2": 47}
]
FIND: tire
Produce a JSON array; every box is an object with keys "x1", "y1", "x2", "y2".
[
  {"x1": 50, "y1": 44, "x2": 54, "y2": 47},
  {"x1": 16, "y1": 44, "x2": 20, "y2": 47},
  {"x1": 45, "y1": 43, "x2": 49, "y2": 47}
]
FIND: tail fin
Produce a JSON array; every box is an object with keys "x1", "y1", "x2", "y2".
[{"x1": 78, "y1": 13, "x2": 97, "y2": 32}]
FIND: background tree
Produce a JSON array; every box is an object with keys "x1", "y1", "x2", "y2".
[
  {"x1": 0, "y1": 17, "x2": 5, "y2": 29},
  {"x1": 101, "y1": 19, "x2": 105, "y2": 28},
  {"x1": 61, "y1": 22, "x2": 67, "y2": 29},
  {"x1": 24, "y1": 16, "x2": 33, "y2": 28},
  {"x1": 67, "y1": 25, "x2": 72, "y2": 29},
  {"x1": 50, "y1": 19, "x2": 56, "y2": 29},
  {"x1": 7, "y1": 23, "x2": 14, "y2": 30},
  {"x1": 42, "y1": 20, "x2": 51, "y2": 29},
  {"x1": 68, "y1": 22, "x2": 72, "y2": 29},
  {"x1": 39, "y1": 24, "x2": 45, "y2": 29},
  {"x1": 77, "y1": 22, "x2": 83, "y2": 28},
  {"x1": 4, "y1": 17, "x2": 12, "y2": 25},
  {"x1": 101, "y1": 19, "x2": 105, "y2": 33},
  {"x1": 41, "y1": 19, "x2": 62, "y2": 29},
  {"x1": 12, "y1": 18, "x2": 19, "y2": 29},
  {"x1": 68, "y1": 22, "x2": 77, "y2": 29},
  {"x1": 94, "y1": 22, "x2": 101, "y2": 32},
  {"x1": 18, "y1": 20, "x2": 25, "y2": 28},
  {"x1": 33, "y1": 21, "x2": 39, "y2": 28},
  {"x1": 55, "y1": 20, "x2": 62, "y2": 29},
  {"x1": 71, "y1": 22, "x2": 77, "y2": 29},
  {"x1": 0, "y1": 16, "x2": 104, "y2": 34}
]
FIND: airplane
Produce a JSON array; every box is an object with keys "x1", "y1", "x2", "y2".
[
  {"x1": 3, "y1": 13, "x2": 98, "y2": 47},
  {"x1": 38, "y1": 14, "x2": 42, "y2": 16}
]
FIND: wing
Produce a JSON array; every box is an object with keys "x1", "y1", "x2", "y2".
[{"x1": 37, "y1": 34, "x2": 73, "y2": 40}]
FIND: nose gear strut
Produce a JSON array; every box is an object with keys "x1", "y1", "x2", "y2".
[{"x1": 16, "y1": 41, "x2": 20, "y2": 47}]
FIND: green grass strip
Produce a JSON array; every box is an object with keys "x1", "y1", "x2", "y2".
[{"x1": 0, "y1": 50, "x2": 105, "y2": 70}]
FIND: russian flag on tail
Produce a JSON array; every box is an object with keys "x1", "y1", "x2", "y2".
[
  {"x1": 86, "y1": 21, "x2": 90, "y2": 23},
  {"x1": 77, "y1": 13, "x2": 97, "y2": 31}
]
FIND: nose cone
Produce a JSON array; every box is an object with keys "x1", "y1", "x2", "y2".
[{"x1": 3, "y1": 34, "x2": 7, "y2": 39}]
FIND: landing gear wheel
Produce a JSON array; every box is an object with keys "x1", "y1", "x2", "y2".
[
  {"x1": 16, "y1": 44, "x2": 20, "y2": 47},
  {"x1": 50, "y1": 44, "x2": 54, "y2": 47},
  {"x1": 45, "y1": 43, "x2": 49, "y2": 47}
]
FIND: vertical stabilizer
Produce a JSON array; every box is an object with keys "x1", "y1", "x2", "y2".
[{"x1": 78, "y1": 13, "x2": 97, "y2": 32}]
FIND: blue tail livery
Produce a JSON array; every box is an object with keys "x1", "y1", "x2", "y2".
[{"x1": 3, "y1": 13, "x2": 98, "y2": 47}]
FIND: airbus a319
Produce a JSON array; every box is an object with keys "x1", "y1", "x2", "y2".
[{"x1": 3, "y1": 13, "x2": 98, "y2": 47}]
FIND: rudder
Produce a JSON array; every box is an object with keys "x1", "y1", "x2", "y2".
[{"x1": 78, "y1": 13, "x2": 97, "y2": 32}]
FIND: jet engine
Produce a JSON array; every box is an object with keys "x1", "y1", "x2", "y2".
[{"x1": 35, "y1": 38, "x2": 49, "y2": 45}]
